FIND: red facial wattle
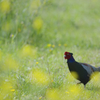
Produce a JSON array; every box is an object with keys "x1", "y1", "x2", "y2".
[{"x1": 64, "y1": 52, "x2": 71, "y2": 59}]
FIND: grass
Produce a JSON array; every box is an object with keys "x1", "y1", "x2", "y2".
[{"x1": 0, "y1": 0, "x2": 100, "y2": 99}]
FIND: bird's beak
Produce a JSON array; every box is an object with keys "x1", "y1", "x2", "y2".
[{"x1": 64, "y1": 55, "x2": 66, "y2": 58}]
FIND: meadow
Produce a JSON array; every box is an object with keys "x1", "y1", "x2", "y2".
[{"x1": 0, "y1": 0, "x2": 100, "y2": 100}]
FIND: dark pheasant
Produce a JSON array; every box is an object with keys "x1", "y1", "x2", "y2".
[{"x1": 64, "y1": 51, "x2": 100, "y2": 87}]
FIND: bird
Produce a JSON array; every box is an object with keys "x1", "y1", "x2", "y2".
[{"x1": 64, "y1": 51, "x2": 100, "y2": 87}]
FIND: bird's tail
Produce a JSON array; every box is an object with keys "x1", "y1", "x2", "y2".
[
  {"x1": 97, "y1": 67, "x2": 100, "y2": 72},
  {"x1": 93, "y1": 67, "x2": 100, "y2": 72}
]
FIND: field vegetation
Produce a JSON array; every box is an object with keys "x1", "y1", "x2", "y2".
[{"x1": 0, "y1": 0, "x2": 100, "y2": 100}]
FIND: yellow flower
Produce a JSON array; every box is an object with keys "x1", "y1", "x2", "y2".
[
  {"x1": 46, "y1": 89, "x2": 60, "y2": 100},
  {"x1": 64, "y1": 44, "x2": 67, "y2": 47},
  {"x1": 30, "y1": 69, "x2": 50, "y2": 85},
  {"x1": 51, "y1": 80, "x2": 53, "y2": 82},
  {"x1": 68, "y1": 85, "x2": 81, "y2": 96},
  {"x1": 18, "y1": 28, "x2": 21, "y2": 32},
  {"x1": 36, "y1": 62, "x2": 39, "y2": 64},
  {"x1": 71, "y1": 71, "x2": 79, "y2": 79},
  {"x1": 20, "y1": 45, "x2": 37, "y2": 58},
  {"x1": 65, "y1": 91, "x2": 69, "y2": 94},
  {"x1": 30, "y1": 0, "x2": 41, "y2": 10},
  {"x1": 0, "y1": 0, "x2": 11, "y2": 13},
  {"x1": 52, "y1": 45, "x2": 55, "y2": 48},
  {"x1": 58, "y1": 44, "x2": 61, "y2": 46},
  {"x1": 11, "y1": 89, "x2": 15, "y2": 92},
  {"x1": 10, "y1": 34, "x2": 14, "y2": 37},
  {"x1": 47, "y1": 44, "x2": 51, "y2": 47},
  {"x1": 49, "y1": 49, "x2": 52, "y2": 52},
  {"x1": 39, "y1": 96, "x2": 42, "y2": 99},
  {"x1": 32, "y1": 17, "x2": 43, "y2": 30},
  {"x1": 9, "y1": 86, "x2": 13, "y2": 89}
]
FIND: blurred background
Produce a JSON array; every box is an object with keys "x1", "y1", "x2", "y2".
[{"x1": 0, "y1": 0, "x2": 100, "y2": 100}]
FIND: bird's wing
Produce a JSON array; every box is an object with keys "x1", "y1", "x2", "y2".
[{"x1": 80, "y1": 63, "x2": 94, "y2": 75}]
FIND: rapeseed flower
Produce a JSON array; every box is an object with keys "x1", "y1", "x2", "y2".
[
  {"x1": 20, "y1": 45, "x2": 37, "y2": 58},
  {"x1": 47, "y1": 44, "x2": 51, "y2": 47},
  {"x1": 46, "y1": 89, "x2": 60, "y2": 100},
  {"x1": 11, "y1": 89, "x2": 15, "y2": 92},
  {"x1": 64, "y1": 44, "x2": 67, "y2": 47},
  {"x1": 39, "y1": 96, "x2": 42, "y2": 99},
  {"x1": 58, "y1": 44, "x2": 61, "y2": 46},
  {"x1": 0, "y1": 0, "x2": 11, "y2": 13},
  {"x1": 30, "y1": 69, "x2": 50, "y2": 85},
  {"x1": 52, "y1": 45, "x2": 55, "y2": 48},
  {"x1": 36, "y1": 62, "x2": 39, "y2": 64},
  {"x1": 32, "y1": 17, "x2": 43, "y2": 30}
]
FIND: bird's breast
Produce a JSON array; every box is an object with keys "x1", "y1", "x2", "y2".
[{"x1": 67, "y1": 61, "x2": 89, "y2": 80}]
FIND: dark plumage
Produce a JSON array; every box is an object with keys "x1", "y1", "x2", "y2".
[{"x1": 64, "y1": 51, "x2": 100, "y2": 87}]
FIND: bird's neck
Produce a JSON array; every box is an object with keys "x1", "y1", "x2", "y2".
[{"x1": 67, "y1": 56, "x2": 75, "y2": 63}]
